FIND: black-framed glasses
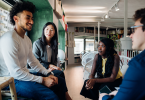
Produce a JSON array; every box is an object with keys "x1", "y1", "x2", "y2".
[{"x1": 130, "y1": 25, "x2": 144, "y2": 33}]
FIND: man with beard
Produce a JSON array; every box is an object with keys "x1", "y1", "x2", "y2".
[{"x1": 0, "y1": 1, "x2": 69, "y2": 100}]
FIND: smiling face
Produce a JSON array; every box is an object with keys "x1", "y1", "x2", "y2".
[
  {"x1": 44, "y1": 25, "x2": 55, "y2": 41},
  {"x1": 16, "y1": 10, "x2": 33, "y2": 32},
  {"x1": 98, "y1": 41, "x2": 106, "y2": 56},
  {"x1": 130, "y1": 19, "x2": 145, "y2": 50}
]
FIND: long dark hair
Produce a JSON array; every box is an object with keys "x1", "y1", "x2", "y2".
[
  {"x1": 41, "y1": 22, "x2": 58, "y2": 49},
  {"x1": 96, "y1": 38, "x2": 117, "y2": 78},
  {"x1": 41, "y1": 22, "x2": 58, "y2": 63}
]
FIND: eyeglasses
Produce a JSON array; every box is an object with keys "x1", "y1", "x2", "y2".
[{"x1": 130, "y1": 25, "x2": 144, "y2": 33}]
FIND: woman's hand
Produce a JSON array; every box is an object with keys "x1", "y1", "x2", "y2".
[
  {"x1": 85, "y1": 79, "x2": 96, "y2": 90},
  {"x1": 49, "y1": 64, "x2": 62, "y2": 71},
  {"x1": 48, "y1": 67, "x2": 55, "y2": 71}
]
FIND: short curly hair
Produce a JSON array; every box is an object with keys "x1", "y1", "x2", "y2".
[
  {"x1": 133, "y1": 8, "x2": 145, "y2": 32},
  {"x1": 10, "y1": 1, "x2": 35, "y2": 25}
]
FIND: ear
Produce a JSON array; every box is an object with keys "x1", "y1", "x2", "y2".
[{"x1": 13, "y1": 15, "x2": 18, "y2": 23}]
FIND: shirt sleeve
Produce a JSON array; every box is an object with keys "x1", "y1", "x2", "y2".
[
  {"x1": 32, "y1": 41, "x2": 50, "y2": 69},
  {"x1": 27, "y1": 39, "x2": 50, "y2": 75},
  {"x1": 1, "y1": 36, "x2": 44, "y2": 83},
  {"x1": 102, "y1": 59, "x2": 145, "y2": 100}
]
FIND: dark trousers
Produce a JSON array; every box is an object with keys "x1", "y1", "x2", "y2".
[
  {"x1": 80, "y1": 77, "x2": 122, "y2": 100},
  {"x1": 52, "y1": 70, "x2": 65, "y2": 79}
]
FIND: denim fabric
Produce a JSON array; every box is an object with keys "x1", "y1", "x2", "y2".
[
  {"x1": 14, "y1": 79, "x2": 59, "y2": 100},
  {"x1": 4, "y1": 72, "x2": 67, "y2": 100}
]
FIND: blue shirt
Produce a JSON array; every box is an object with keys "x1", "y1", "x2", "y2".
[{"x1": 103, "y1": 50, "x2": 145, "y2": 100}]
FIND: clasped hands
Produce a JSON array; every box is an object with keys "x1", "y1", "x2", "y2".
[
  {"x1": 42, "y1": 74, "x2": 58, "y2": 88},
  {"x1": 85, "y1": 79, "x2": 96, "y2": 90}
]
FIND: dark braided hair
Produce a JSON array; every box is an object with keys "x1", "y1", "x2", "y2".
[
  {"x1": 10, "y1": 1, "x2": 35, "y2": 25},
  {"x1": 96, "y1": 38, "x2": 117, "y2": 78}
]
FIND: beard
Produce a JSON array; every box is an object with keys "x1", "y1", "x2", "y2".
[
  {"x1": 20, "y1": 25, "x2": 29, "y2": 32},
  {"x1": 19, "y1": 19, "x2": 31, "y2": 32}
]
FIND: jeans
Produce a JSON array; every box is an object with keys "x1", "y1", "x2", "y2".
[{"x1": 4, "y1": 72, "x2": 67, "y2": 100}]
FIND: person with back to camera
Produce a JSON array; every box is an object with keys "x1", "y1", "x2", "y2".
[
  {"x1": 80, "y1": 38, "x2": 123, "y2": 100},
  {"x1": 0, "y1": 1, "x2": 71, "y2": 100},
  {"x1": 32, "y1": 22, "x2": 65, "y2": 79},
  {"x1": 99, "y1": 8, "x2": 145, "y2": 100}
]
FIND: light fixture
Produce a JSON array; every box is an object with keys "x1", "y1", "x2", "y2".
[
  {"x1": 102, "y1": 0, "x2": 120, "y2": 19},
  {"x1": 105, "y1": 11, "x2": 110, "y2": 19},
  {"x1": 105, "y1": 14, "x2": 109, "y2": 18},
  {"x1": 115, "y1": 4, "x2": 119, "y2": 11}
]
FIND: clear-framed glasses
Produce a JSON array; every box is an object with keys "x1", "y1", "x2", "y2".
[{"x1": 130, "y1": 25, "x2": 144, "y2": 33}]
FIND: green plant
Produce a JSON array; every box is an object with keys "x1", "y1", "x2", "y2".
[{"x1": 110, "y1": 34, "x2": 118, "y2": 48}]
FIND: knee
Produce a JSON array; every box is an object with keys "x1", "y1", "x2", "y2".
[{"x1": 53, "y1": 70, "x2": 65, "y2": 78}]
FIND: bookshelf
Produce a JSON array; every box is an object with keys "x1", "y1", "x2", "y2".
[{"x1": 75, "y1": 27, "x2": 107, "y2": 35}]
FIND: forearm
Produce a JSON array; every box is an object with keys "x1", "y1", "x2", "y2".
[
  {"x1": 89, "y1": 74, "x2": 95, "y2": 79},
  {"x1": 40, "y1": 61, "x2": 50, "y2": 69},
  {"x1": 28, "y1": 48, "x2": 49, "y2": 75},
  {"x1": 94, "y1": 77, "x2": 115, "y2": 83},
  {"x1": 13, "y1": 69, "x2": 43, "y2": 83}
]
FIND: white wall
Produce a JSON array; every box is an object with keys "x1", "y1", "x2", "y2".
[
  {"x1": 48, "y1": 0, "x2": 55, "y2": 9},
  {"x1": 68, "y1": 27, "x2": 75, "y2": 64}
]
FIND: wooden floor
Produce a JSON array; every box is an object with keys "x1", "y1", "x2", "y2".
[{"x1": 64, "y1": 64, "x2": 91, "y2": 100}]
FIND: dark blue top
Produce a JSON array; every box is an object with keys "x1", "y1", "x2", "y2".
[{"x1": 103, "y1": 50, "x2": 145, "y2": 100}]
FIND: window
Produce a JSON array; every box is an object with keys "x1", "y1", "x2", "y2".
[
  {"x1": 74, "y1": 39, "x2": 84, "y2": 54},
  {"x1": 85, "y1": 39, "x2": 94, "y2": 51}
]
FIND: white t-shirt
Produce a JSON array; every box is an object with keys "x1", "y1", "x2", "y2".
[{"x1": 0, "y1": 30, "x2": 49, "y2": 83}]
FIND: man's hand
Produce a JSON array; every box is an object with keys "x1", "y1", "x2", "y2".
[
  {"x1": 49, "y1": 64, "x2": 61, "y2": 71},
  {"x1": 85, "y1": 79, "x2": 96, "y2": 90},
  {"x1": 49, "y1": 74, "x2": 58, "y2": 85},
  {"x1": 99, "y1": 93, "x2": 108, "y2": 100},
  {"x1": 109, "y1": 90, "x2": 118, "y2": 96},
  {"x1": 42, "y1": 76, "x2": 56, "y2": 88}
]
